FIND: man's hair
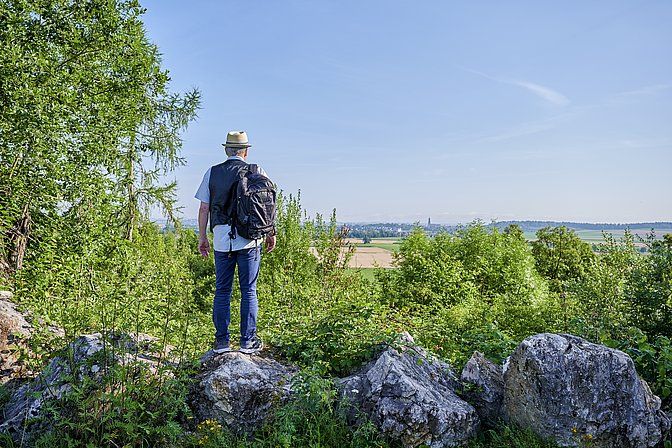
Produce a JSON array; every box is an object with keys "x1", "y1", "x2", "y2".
[{"x1": 225, "y1": 147, "x2": 247, "y2": 157}]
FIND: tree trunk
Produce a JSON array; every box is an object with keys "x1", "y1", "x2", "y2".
[
  {"x1": 9, "y1": 203, "x2": 32, "y2": 271},
  {"x1": 0, "y1": 254, "x2": 10, "y2": 277}
]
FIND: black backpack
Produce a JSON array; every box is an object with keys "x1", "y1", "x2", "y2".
[{"x1": 230, "y1": 164, "x2": 276, "y2": 240}]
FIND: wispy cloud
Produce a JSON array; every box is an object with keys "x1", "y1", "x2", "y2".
[
  {"x1": 614, "y1": 84, "x2": 672, "y2": 97},
  {"x1": 508, "y1": 80, "x2": 570, "y2": 106},
  {"x1": 462, "y1": 67, "x2": 570, "y2": 106},
  {"x1": 476, "y1": 120, "x2": 556, "y2": 143}
]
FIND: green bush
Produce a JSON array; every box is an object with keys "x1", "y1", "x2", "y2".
[
  {"x1": 531, "y1": 226, "x2": 596, "y2": 294},
  {"x1": 626, "y1": 234, "x2": 672, "y2": 337},
  {"x1": 34, "y1": 361, "x2": 193, "y2": 448},
  {"x1": 256, "y1": 195, "x2": 402, "y2": 376},
  {"x1": 602, "y1": 328, "x2": 672, "y2": 407},
  {"x1": 377, "y1": 222, "x2": 558, "y2": 366}
]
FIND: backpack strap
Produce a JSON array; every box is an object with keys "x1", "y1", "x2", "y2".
[
  {"x1": 247, "y1": 163, "x2": 259, "y2": 174},
  {"x1": 226, "y1": 164, "x2": 252, "y2": 254}
]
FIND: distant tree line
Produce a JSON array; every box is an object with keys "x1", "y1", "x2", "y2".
[
  {"x1": 494, "y1": 221, "x2": 672, "y2": 232},
  {"x1": 345, "y1": 221, "x2": 672, "y2": 240}
]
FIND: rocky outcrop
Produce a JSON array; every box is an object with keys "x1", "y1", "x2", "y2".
[
  {"x1": 0, "y1": 331, "x2": 174, "y2": 442},
  {"x1": 337, "y1": 333, "x2": 480, "y2": 448},
  {"x1": 460, "y1": 351, "x2": 504, "y2": 426},
  {"x1": 504, "y1": 333, "x2": 671, "y2": 447},
  {"x1": 189, "y1": 350, "x2": 298, "y2": 433},
  {"x1": 2, "y1": 300, "x2": 670, "y2": 448},
  {"x1": 0, "y1": 334, "x2": 106, "y2": 440}
]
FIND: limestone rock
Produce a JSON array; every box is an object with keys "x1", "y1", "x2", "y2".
[
  {"x1": 503, "y1": 333, "x2": 671, "y2": 447},
  {"x1": 460, "y1": 351, "x2": 504, "y2": 426},
  {"x1": 338, "y1": 335, "x2": 480, "y2": 448},
  {"x1": 0, "y1": 334, "x2": 105, "y2": 439},
  {"x1": 1, "y1": 294, "x2": 33, "y2": 383},
  {"x1": 189, "y1": 351, "x2": 297, "y2": 433},
  {"x1": 0, "y1": 332, "x2": 174, "y2": 441},
  {"x1": 0, "y1": 293, "x2": 31, "y2": 342}
]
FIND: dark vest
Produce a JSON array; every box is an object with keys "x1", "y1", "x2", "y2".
[{"x1": 208, "y1": 159, "x2": 248, "y2": 231}]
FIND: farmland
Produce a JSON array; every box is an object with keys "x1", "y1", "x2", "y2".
[
  {"x1": 348, "y1": 238, "x2": 399, "y2": 268},
  {"x1": 348, "y1": 226, "x2": 672, "y2": 269}
]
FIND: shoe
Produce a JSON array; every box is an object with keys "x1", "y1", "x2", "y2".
[
  {"x1": 239, "y1": 335, "x2": 263, "y2": 354},
  {"x1": 213, "y1": 338, "x2": 233, "y2": 354}
]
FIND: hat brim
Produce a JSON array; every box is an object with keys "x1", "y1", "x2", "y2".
[{"x1": 221, "y1": 143, "x2": 252, "y2": 148}]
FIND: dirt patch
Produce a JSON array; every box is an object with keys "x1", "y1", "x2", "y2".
[{"x1": 309, "y1": 247, "x2": 395, "y2": 268}]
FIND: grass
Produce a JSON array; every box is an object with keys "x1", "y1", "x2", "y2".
[
  {"x1": 468, "y1": 424, "x2": 559, "y2": 448},
  {"x1": 355, "y1": 243, "x2": 401, "y2": 251},
  {"x1": 353, "y1": 238, "x2": 402, "y2": 252},
  {"x1": 347, "y1": 267, "x2": 379, "y2": 281}
]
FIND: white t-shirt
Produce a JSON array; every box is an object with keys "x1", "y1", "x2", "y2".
[{"x1": 195, "y1": 156, "x2": 269, "y2": 252}]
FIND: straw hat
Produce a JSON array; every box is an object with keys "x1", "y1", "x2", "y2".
[{"x1": 222, "y1": 131, "x2": 251, "y2": 148}]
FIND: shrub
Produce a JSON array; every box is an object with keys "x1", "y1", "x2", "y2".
[
  {"x1": 34, "y1": 361, "x2": 193, "y2": 448},
  {"x1": 379, "y1": 222, "x2": 557, "y2": 350},
  {"x1": 602, "y1": 328, "x2": 672, "y2": 410}
]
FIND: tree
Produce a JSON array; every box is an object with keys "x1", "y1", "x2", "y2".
[
  {"x1": 379, "y1": 222, "x2": 554, "y2": 339},
  {"x1": 504, "y1": 223, "x2": 525, "y2": 241},
  {"x1": 626, "y1": 232, "x2": 672, "y2": 336},
  {"x1": 663, "y1": 234, "x2": 672, "y2": 249},
  {"x1": 531, "y1": 226, "x2": 595, "y2": 294},
  {"x1": 0, "y1": 0, "x2": 199, "y2": 275}
]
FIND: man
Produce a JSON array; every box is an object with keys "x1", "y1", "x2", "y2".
[{"x1": 195, "y1": 131, "x2": 276, "y2": 354}]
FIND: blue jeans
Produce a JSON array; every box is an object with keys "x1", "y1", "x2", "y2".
[{"x1": 213, "y1": 247, "x2": 261, "y2": 345}]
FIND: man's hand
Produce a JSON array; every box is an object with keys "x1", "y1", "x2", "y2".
[
  {"x1": 198, "y1": 201, "x2": 210, "y2": 257},
  {"x1": 199, "y1": 236, "x2": 210, "y2": 257},
  {"x1": 264, "y1": 234, "x2": 276, "y2": 253}
]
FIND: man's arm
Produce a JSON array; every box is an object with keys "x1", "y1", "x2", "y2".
[{"x1": 198, "y1": 202, "x2": 210, "y2": 257}]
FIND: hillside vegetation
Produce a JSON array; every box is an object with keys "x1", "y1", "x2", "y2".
[{"x1": 1, "y1": 2, "x2": 671, "y2": 447}]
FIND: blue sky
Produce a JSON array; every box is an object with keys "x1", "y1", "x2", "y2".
[{"x1": 141, "y1": 0, "x2": 672, "y2": 224}]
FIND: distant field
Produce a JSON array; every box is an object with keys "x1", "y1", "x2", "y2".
[
  {"x1": 348, "y1": 246, "x2": 394, "y2": 268},
  {"x1": 346, "y1": 238, "x2": 400, "y2": 245},
  {"x1": 345, "y1": 238, "x2": 399, "y2": 268},
  {"x1": 344, "y1": 229, "x2": 672, "y2": 270},
  {"x1": 357, "y1": 243, "x2": 401, "y2": 251}
]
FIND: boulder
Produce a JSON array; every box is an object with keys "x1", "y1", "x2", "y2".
[
  {"x1": 338, "y1": 333, "x2": 480, "y2": 448},
  {"x1": 460, "y1": 351, "x2": 504, "y2": 426},
  {"x1": 189, "y1": 350, "x2": 298, "y2": 433},
  {"x1": 503, "y1": 333, "x2": 671, "y2": 447}
]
